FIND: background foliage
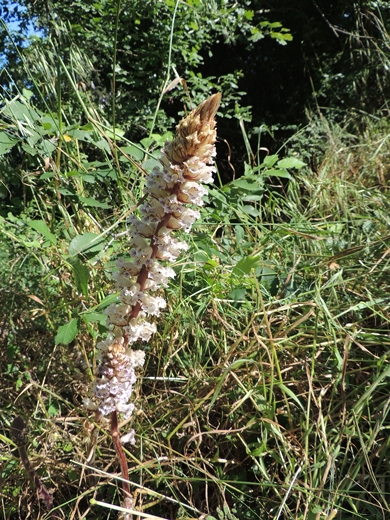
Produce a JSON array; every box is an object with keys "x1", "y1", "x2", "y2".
[{"x1": 1, "y1": 1, "x2": 390, "y2": 519}]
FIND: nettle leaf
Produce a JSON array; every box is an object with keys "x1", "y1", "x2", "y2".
[
  {"x1": 55, "y1": 319, "x2": 79, "y2": 345},
  {"x1": 40, "y1": 115, "x2": 60, "y2": 132},
  {"x1": 68, "y1": 256, "x2": 90, "y2": 297},
  {"x1": 2, "y1": 99, "x2": 41, "y2": 122},
  {"x1": 22, "y1": 88, "x2": 34, "y2": 101},
  {"x1": 27, "y1": 220, "x2": 57, "y2": 245},
  {"x1": 277, "y1": 157, "x2": 306, "y2": 169}
]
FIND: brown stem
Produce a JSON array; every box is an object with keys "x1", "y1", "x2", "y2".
[
  {"x1": 110, "y1": 411, "x2": 131, "y2": 499},
  {"x1": 11, "y1": 417, "x2": 55, "y2": 516},
  {"x1": 122, "y1": 193, "x2": 181, "y2": 345}
]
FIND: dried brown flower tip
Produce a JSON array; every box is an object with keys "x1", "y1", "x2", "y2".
[{"x1": 165, "y1": 92, "x2": 221, "y2": 164}]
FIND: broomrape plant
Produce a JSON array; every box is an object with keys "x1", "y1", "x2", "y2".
[{"x1": 84, "y1": 93, "x2": 221, "y2": 510}]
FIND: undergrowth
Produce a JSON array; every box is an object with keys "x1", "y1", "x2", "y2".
[{"x1": 1, "y1": 18, "x2": 390, "y2": 520}]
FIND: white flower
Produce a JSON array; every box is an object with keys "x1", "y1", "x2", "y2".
[
  {"x1": 127, "y1": 349, "x2": 145, "y2": 367},
  {"x1": 105, "y1": 303, "x2": 131, "y2": 327},
  {"x1": 183, "y1": 158, "x2": 215, "y2": 183},
  {"x1": 121, "y1": 429, "x2": 136, "y2": 445},
  {"x1": 127, "y1": 217, "x2": 155, "y2": 237},
  {"x1": 140, "y1": 293, "x2": 166, "y2": 316},
  {"x1": 173, "y1": 207, "x2": 200, "y2": 232},
  {"x1": 123, "y1": 318, "x2": 157, "y2": 344},
  {"x1": 178, "y1": 181, "x2": 208, "y2": 205},
  {"x1": 154, "y1": 235, "x2": 189, "y2": 262},
  {"x1": 139, "y1": 198, "x2": 165, "y2": 223},
  {"x1": 120, "y1": 284, "x2": 142, "y2": 306},
  {"x1": 147, "y1": 260, "x2": 175, "y2": 288},
  {"x1": 115, "y1": 259, "x2": 141, "y2": 276}
]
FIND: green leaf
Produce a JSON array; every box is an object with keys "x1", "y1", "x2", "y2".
[
  {"x1": 277, "y1": 157, "x2": 306, "y2": 169},
  {"x1": 209, "y1": 359, "x2": 256, "y2": 410},
  {"x1": 228, "y1": 287, "x2": 247, "y2": 301},
  {"x1": 276, "y1": 383, "x2": 305, "y2": 411},
  {"x1": 241, "y1": 205, "x2": 260, "y2": 216},
  {"x1": 47, "y1": 401, "x2": 60, "y2": 416},
  {"x1": 68, "y1": 256, "x2": 90, "y2": 297},
  {"x1": 27, "y1": 220, "x2": 57, "y2": 245},
  {"x1": 81, "y1": 311, "x2": 108, "y2": 326},
  {"x1": 121, "y1": 144, "x2": 145, "y2": 161},
  {"x1": 105, "y1": 127, "x2": 125, "y2": 140},
  {"x1": 262, "y1": 168, "x2": 292, "y2": 179},
  {"x1": 94, "y1": 138, "x2": 111, "y2": 152},
  {"x1": 22, "y1": 88, "x2": 34, "y2": 101},
  {"x1": 143, "y1": 157, "x2": 161, "y2": 171},
  {"x1": 78, "y1": 196, "x2": 111, "y2": 209},
  {"x1": 41, "y1": 139, "x2": 57, "y2": 155},
  {"x1": 68, "y1": 232, "x2": 105, "y2": 256},
  {"x1": 231, "y1": 178, "x2": 263, "y2": 191},
  {"x1": 0, "y1": 132, "x2": 19, "y2": 154},
  {"x1": 55, "y1": 319, "x2": 79, "y2": 345},
  {"x1": 40, "y1": 115, "x2": 60, "y2": 132},
  {"x1": 233, "y1": 255, "x2": 262, "y2": 275},
  {"x1": 262, "y1": 154, "x2": 279, "y2": 167},
  {"x1": 2, "y1": 100, "x2": 40, "y2": 122},
  {"x1": 21, "y1": 143, "x2": 39, "y2": 155}
]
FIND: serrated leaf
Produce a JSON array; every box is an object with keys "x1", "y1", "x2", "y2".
[
  {"x1": 27, "y1": 220, "x2": 57, "y2": 245},
  {"x1": 48, "y1": 402, "x2": 60, "y2": 417},
  {"x1": 22, "y1": 88, "x2": 34, "y2": 101},
  {"x1": 277, "y1": 157, "x2": 306, "y2": 169},
  {"x1": 143, "y1": 157, "x2": 161, "y2": 171},
  {"x1": 57, "y1": 188, "x2": 76, "y2": 196},
  {"x1": 55, "y1": 319, "x2": 79, "y2": 345},
  {"x1": 94, "y1": 138, "x2": 111, "y2": 152},
  {"x1": 41, "y1": 139, "x2": 57, "y2": 154}
]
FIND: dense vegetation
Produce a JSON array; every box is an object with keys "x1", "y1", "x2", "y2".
[{"x1": 1, "y1": 1, "x2": 390, "y2": 519}]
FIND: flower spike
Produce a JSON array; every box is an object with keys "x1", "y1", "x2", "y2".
[{"x1": 85, "y1": 93, "x2": 221, "y2": 422}]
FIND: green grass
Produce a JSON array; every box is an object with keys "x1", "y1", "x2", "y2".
[{"x1": 1, "y1": 26, "x2": 390, "y2": 520}]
